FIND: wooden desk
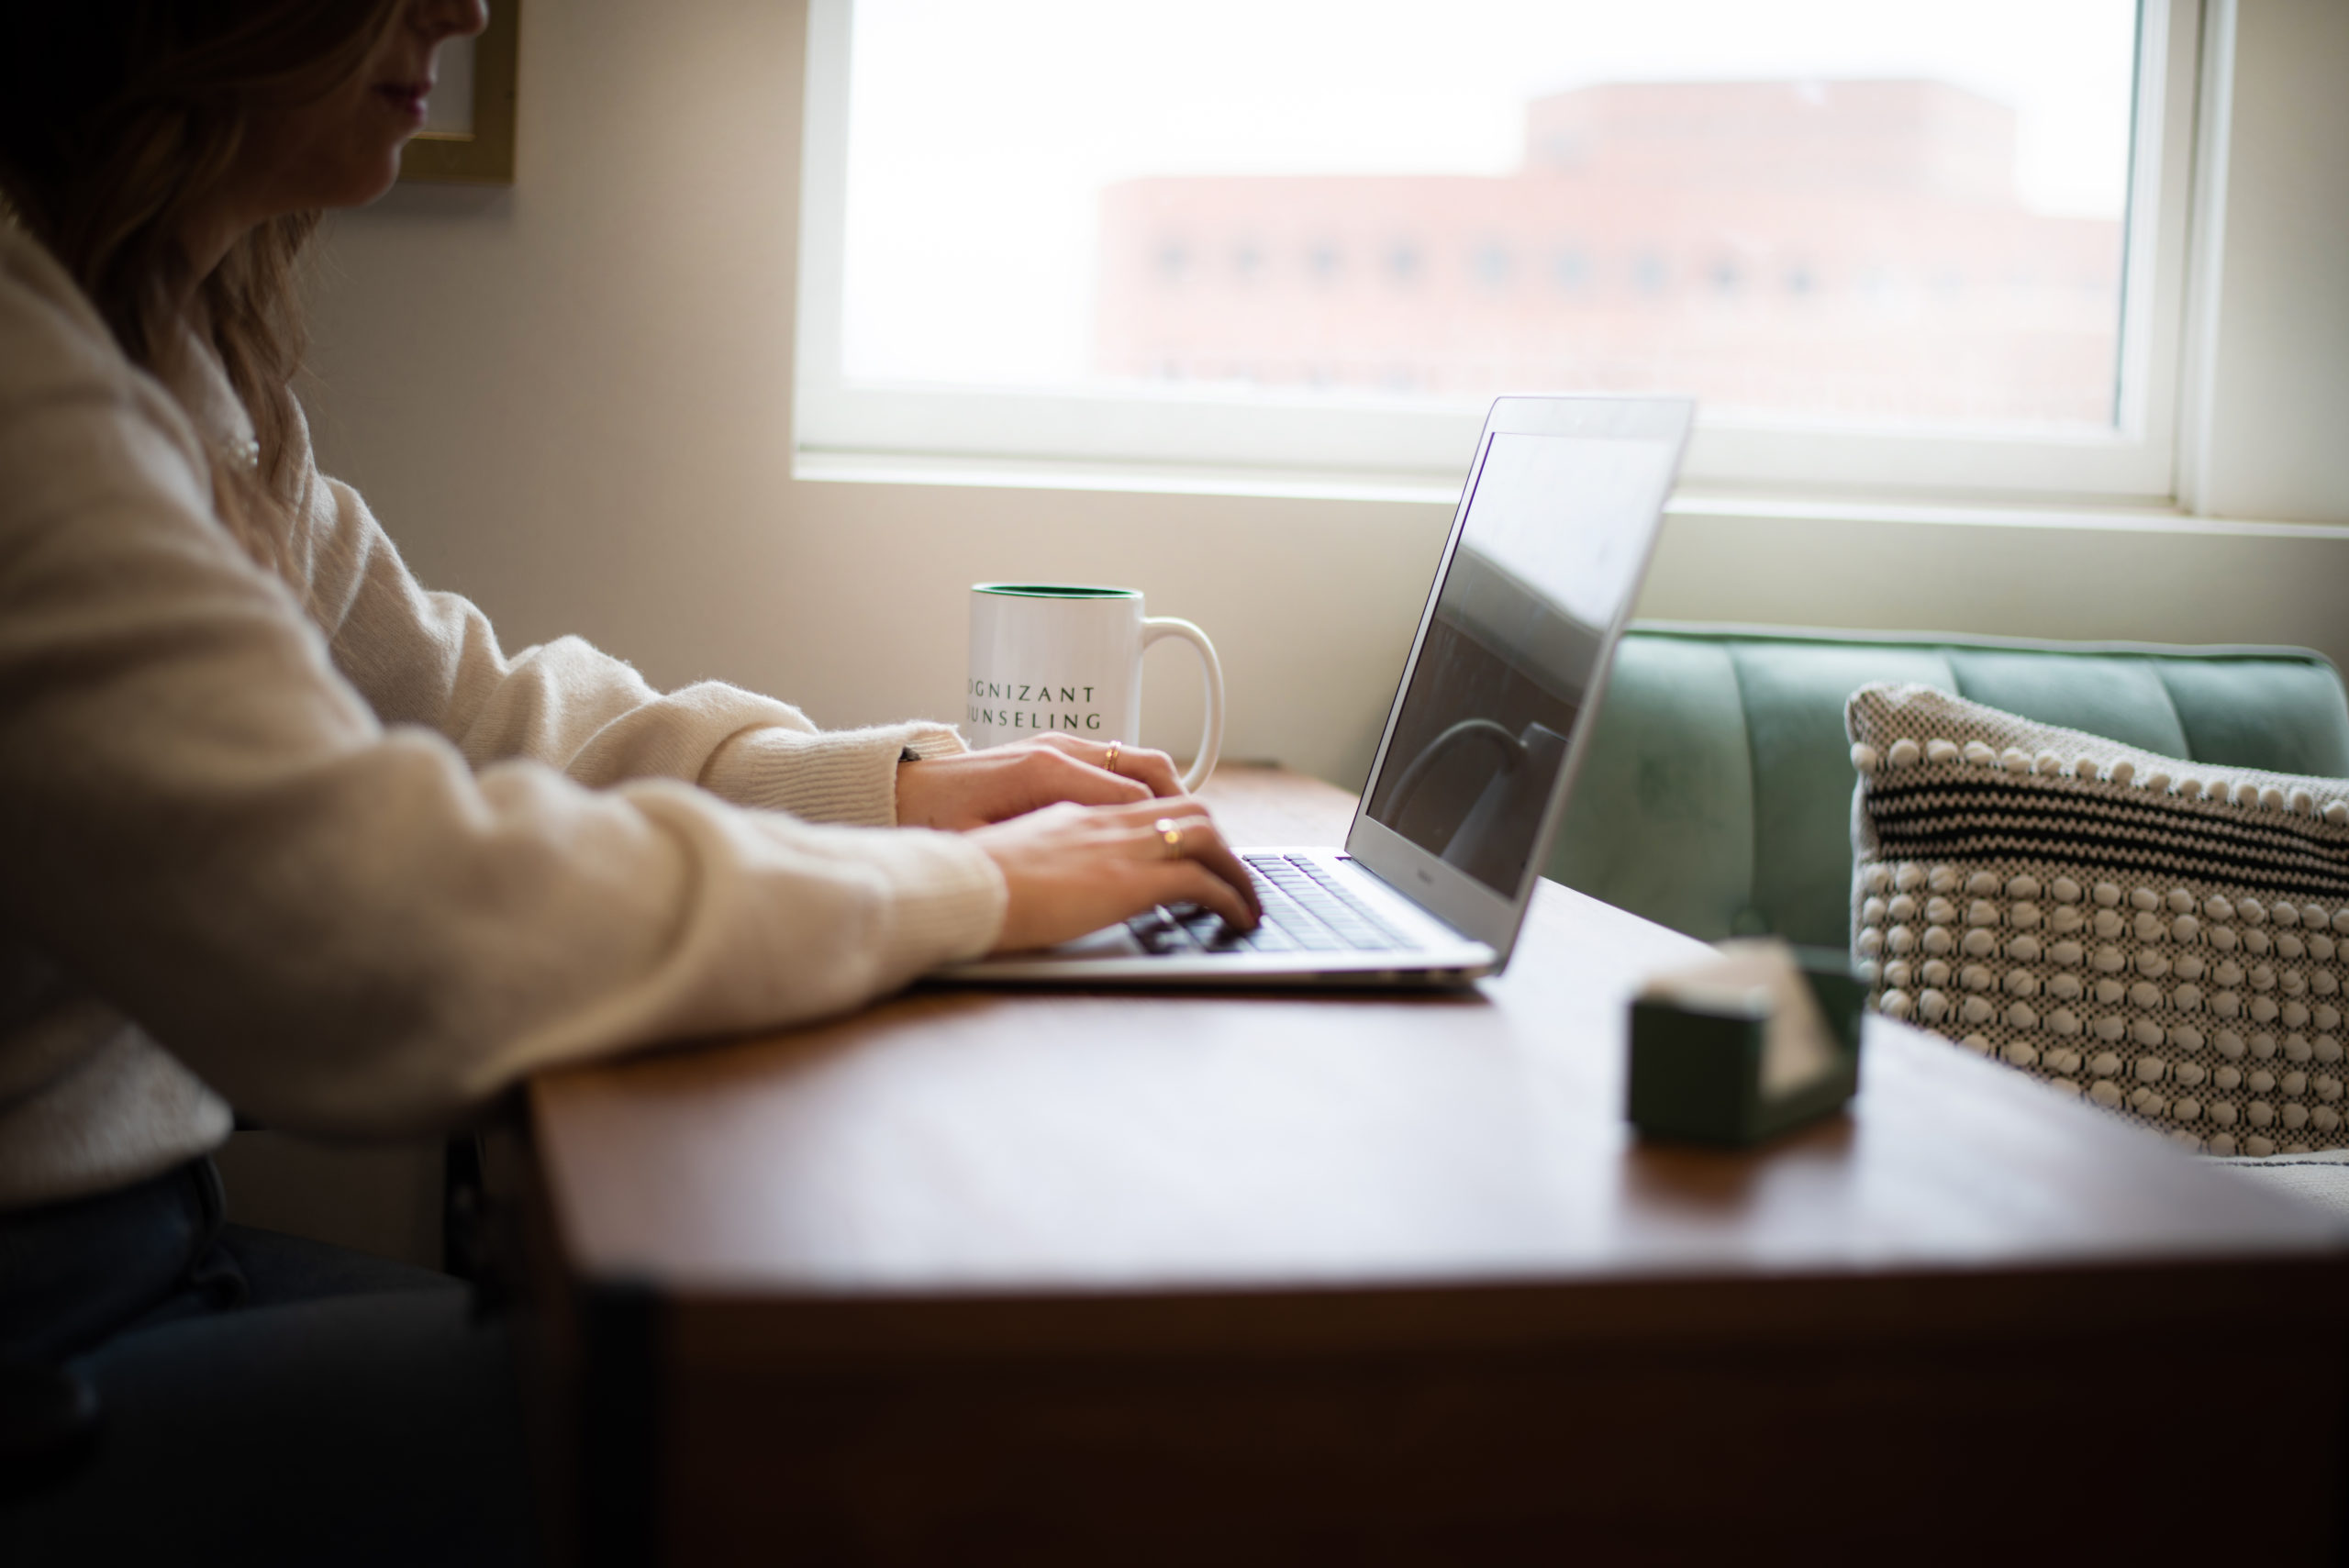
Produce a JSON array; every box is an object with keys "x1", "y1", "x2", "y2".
[{"x1": 515, "y1": 767, "x2": 2349, "y2": 1566}]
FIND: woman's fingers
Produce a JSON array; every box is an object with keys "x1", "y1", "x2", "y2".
[
  {"x1": 1123, "y1": 808, "x2": 1259, "y2": 923},
  {"x1": 1107, "y1": 745, "x2": 1184, "y2": 798},
  {"x1": 1035, "y1": 734, "x2": 1184, "y2": 798},
  {"x1": 1146, "y1": 860, "x2": 1256, "y2": 930},
  {"x1": 969, "y1": 795, "x2": 1260, "y2": 952},
  {"x1": 1029, "y1": 746, "x2": 1153, "y2": 809},
  {"x1": 896, "y1": 744, "x2": 1149, "y2": 828}
]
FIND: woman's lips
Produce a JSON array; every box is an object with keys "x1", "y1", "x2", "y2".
[{"x1": 375, "y1": 82, "x2": 431, "y2": 123}]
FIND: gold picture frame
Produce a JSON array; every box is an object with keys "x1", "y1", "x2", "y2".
[{"x1": 398, "y1": 1, "x2": 519, "y2": 184}]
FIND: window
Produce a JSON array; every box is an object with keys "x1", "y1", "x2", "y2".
[{"x1": 796, "y1": 1, "x2": 2196, "y2": 502}]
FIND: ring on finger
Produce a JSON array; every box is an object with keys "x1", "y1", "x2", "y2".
[
  {"x1": 1152, "y1": 816, "x2": 1186, "y2": 859},
  {"x1": 1104, "y1": 740, "x2": 1122, "y2": 776}
]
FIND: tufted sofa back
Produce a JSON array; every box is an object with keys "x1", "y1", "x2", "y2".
[{"x1": 1546, "y1": 625, "x2": 2349, "y2": 948}]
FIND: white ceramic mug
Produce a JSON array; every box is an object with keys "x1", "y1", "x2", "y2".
[{"x1": 965, "y1": 584, "x2": 1225, "y2": 792}]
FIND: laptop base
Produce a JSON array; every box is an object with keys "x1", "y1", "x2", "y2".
[{"x1": 930, "y1": 847, "x2": 1497, "y2": 989}]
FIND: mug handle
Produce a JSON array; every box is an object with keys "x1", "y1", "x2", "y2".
[{"x1": 1140, "y1": 617, "x2": 1225, "y2": 794}]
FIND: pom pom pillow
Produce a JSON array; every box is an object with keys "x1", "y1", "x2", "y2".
[{"x1": 1846, "y1": 682, "x2": 2349, "y2": 1158}]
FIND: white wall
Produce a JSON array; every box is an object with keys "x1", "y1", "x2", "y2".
[{"x1": 306, "y1": 0, "x2": 2349, "y2": 795}]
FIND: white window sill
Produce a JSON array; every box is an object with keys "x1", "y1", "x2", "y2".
[
  {"x1": 792, "y1": 449, "x2": 2349, "y2": 540},
  {"x1": 792, "y1": 448, "x2": 1469, "y2": 506}
]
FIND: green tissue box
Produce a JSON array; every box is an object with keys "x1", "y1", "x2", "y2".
[{"x1": 1626, "y1": 944, "x2": 1866, "y2": 1147}]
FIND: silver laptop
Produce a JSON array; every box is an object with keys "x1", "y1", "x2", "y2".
[{"x1": 937, "y1": 394, "x2": 1693, "y2": 987}]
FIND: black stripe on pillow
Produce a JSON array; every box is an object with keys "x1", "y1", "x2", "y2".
[
  {"x1": 1866, "y1": 774, "x2": 2348, "y2": 861},
  {"x1": 1864, "y1": 773, "x2": 2349, "y2": 897},
  {"x1": 1868, "y1": 809, "x2": 2349, "y2": 886}
]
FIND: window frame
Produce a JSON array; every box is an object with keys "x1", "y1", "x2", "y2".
[{"x1": 795, "y1": 0, "x2": 2200, "y2": 506}]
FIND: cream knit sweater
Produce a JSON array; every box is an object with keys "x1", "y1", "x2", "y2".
[{"x1": 0, "y1": 226, "x2": 1007, "y2": 1209}]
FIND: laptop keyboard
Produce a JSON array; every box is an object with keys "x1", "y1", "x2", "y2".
[{"x1": 1124, "y1": 854, "x2": 1424, "y2": 956}]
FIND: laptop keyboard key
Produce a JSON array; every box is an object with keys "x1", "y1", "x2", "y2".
[{"x1": 1114, "y1": 857, "x2": 1430, "y2": 959}]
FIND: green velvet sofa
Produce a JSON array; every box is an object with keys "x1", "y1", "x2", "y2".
[{"x1": 1547, "y1": 623, "x2": 2349, "y2": 948}]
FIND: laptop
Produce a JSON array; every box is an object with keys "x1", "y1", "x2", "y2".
[{"x1": 936, "y1": 394, "x2": 1694, "y2": 987}]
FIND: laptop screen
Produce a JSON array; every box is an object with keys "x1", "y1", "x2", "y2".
[{"x1": 1360, "y1": 428, "x2": 1681, "y2": 895}]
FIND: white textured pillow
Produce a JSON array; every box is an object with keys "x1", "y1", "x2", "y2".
[{"x1": 1846, "y1": 683, "x2": 2349, "y2": 1158}]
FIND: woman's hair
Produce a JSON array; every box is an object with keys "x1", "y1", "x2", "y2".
[{"x1": 0, "y1": 0, "x2": 405, "y2": 557}]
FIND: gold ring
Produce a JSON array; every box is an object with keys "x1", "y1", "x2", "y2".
[
  {"x1": 1103, "y1": 740, "x2": 1122, "y2": 776},
  {"x1": 1153, "y1": 817, "x2": 1186, "y2": 859}
]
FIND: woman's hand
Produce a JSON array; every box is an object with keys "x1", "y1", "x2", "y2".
[
  {"x1": 896, "y1": 735, "x2": 1184, "y2": 830},
  {"x1": 969, "y1": 797, "x2": 1261, "y2": 952}
]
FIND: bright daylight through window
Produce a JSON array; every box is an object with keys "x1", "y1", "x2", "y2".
[{"x1": 809, "y1": 0, "x2": 2163, "y2": 496}]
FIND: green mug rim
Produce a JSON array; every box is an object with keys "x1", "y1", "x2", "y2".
[{"x1": 972, "y1": 583, "x2": 1141, "y2": 600}]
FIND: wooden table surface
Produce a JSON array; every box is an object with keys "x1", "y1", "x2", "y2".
[
  {"x1": 518, "y1": 766, "x2": 2349, "y2": 1567},
  {"x1": 533, "y1": 767, "x2": 2337, "y2": 1293}
]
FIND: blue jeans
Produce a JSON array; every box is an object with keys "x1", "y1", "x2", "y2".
[{"x1": 0, "y1": 1160, "x2": 537, "y2": 1566}]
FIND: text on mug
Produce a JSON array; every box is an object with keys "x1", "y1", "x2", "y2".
[
  {"x1": 969, "y1": 680, "x2": 1097, "y2": 704},
  {"x1": 968, "y1": 706, "x2": 1103, "y2": 731}
]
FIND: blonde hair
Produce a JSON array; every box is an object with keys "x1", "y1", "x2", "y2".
[{"x1": 0, "y1": 1, "x2": 406, "y2": 562}]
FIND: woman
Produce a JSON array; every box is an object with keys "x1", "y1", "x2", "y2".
[{"x1": 0, "y1": 1, "x2": 1256, "y2": 1559}]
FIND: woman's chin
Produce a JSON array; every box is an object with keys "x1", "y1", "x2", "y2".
[
  {"x1": 340, "y1": 148, "x2": 409, "y2": 209},
  {"x1": 362, "y1": 163, "x2": 405, "y2": 206}
]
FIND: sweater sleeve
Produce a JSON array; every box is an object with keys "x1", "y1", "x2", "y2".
[
  {"x1": 0, "y1": 235, "x2": 1006, "y2": 1137},
  {"x1": 296, "y1": 453, "x2": 964, "y2": 829}
]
